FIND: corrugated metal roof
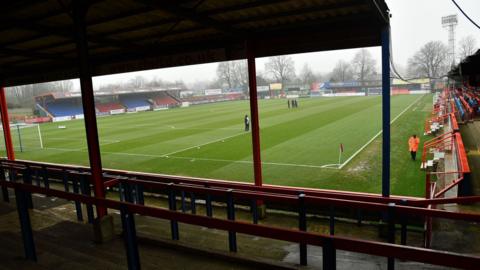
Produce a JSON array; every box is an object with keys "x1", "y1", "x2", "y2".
[
  {"x1": 0, "y1": 0, "x2": 389, "y2": 87},
  {"x1": 449, "y1": 49, "x2": 480, "y2": 86}
]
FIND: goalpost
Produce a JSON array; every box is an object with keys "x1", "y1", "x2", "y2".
[
  {"x1": 0, "y1": 123, "x2": 44, "y2": 152},
  {"x1": 321, "y1": 89, "x2": 334, "y2": 97}
]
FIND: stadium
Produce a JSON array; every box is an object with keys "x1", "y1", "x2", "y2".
[
  {"x1": 0, "y1": 1, "x2": 479, "y2": 270},
  {"x1": 4, "y1": 85, "x2": 431, "y2": 197}
]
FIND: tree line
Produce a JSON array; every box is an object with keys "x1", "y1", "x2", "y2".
[
  {"x1": 5, "y1": 35, "x2": 477, "y2": 107},
  {"x1": 216, "y1": 35, "x2": 478, "y2": 90}
]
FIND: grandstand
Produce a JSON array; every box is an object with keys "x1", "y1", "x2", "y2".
[
  {"x1": 150, "y1": 95, "x2": 180, "y2": 109},
  {"x1": 35, "y1": 93, "x2": 84, "y2": 120},
  {"x1": 181, "y1": 92, "x2": 244, "y2": 105},
  {"x1": 1, "y1": 1, "x2": 480, "y2": 270},
  {"x1": 119, "y1": 94, "x2": 151, "y2": 112},
  {"x1": 95, "y1": 102, "x2": 125, "y2": 115},
  {"x1": 312, "y1": 79, "x2": 432, "y2": 97},
  {"x1": 33, "y1": 89, "x2": 184, "y2": 121}
]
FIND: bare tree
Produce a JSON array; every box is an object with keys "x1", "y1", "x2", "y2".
[
  {"x1": 216, "y1": 60, "x2": 248, "y2": 91},
  {"x1": 352, "y1": 49, "x2": 377, "y2": 84},
  {"x1": 329, "y1": 60, "x2": 354, "y2": 82},
  {"x1": 232, "y1": 60, "x2": 248, "y2": 90},
  {"x1": 216, "y1": 61, "x2": 235, "y2": 89},
  {"x1": 458, "y1": 35, "x2": 478, "y2": 61},
  {"x1": 408, "y1": 41, "x2": 448, "y2": 90},
  {"x1": 256, "y1": 72, "x2": 269, "y2": 85},
  {"x1": 51, "y1": 80, "x2": 73, "y2": 93},
  {"x1": 265, "y1": 55, "x2": 295, "y2": 86},
  {"x1": 299, "y1": 63, "x2": 316, "y2": 86},
  {"x1": 129, "y1": 75, "x2": 146, "y2": 89},
  {"x1": 147, "y1": 76, "x2": 165, "y2": 87}
]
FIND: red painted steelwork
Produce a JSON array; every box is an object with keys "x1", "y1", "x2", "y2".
[
  {"x1": 246, "y1": 41, "x2": 263, "y2": 187},
  {"x1": 410, "y1": 195, "x2": 480, "y2": 206},
  {"x1": 2, "y1": 161, "x2": 480, "y2": 223},
  {"x1": 455, "y1": 133, "x2": 470, "y2": 173},
  {"x1": 431, "y1": 132, "x2": 470, "y2": 198},
  {"x1": 425, "y1": 174, "x2": 431, "y2": 199},
  {"x1": 435, "y1": 176, "x2": 464, "y2": 198},
  {"x1": 450, "y1": 113, "x2": 459, "y2": 131},
  {"x1": 0, "y1": 87, "x2": 15, "y2": 160},
  {"x1": 103, "y1": 178, "x2": 120, "y2": 188},
  {"x1": 5, "y1": 159, "x2": 421, "y2": 205},
  {"x1": 1, "y1": 179, "x2": 480, "y2": 269},
  {"x1": 73, "y1": 2, "x2": 106, "y2": 217}
]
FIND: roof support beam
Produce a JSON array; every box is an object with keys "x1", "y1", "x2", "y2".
[
  {"x1": 0, "y1": 87, "x2": 15, "y2": 161},
  {"x1": 135, "y1": 0, "x2": 244, "y2": 37},
  {"x1": 1, "y1": 0, "x2": 287, "y2": 54},
  {"x1": 381, "y1": 26, "x2": 391, "y2": 198},
  {"x1": 72, "y1": 0, "x2": 107, "y2": 218},
  {"x1": 227, "y1": 0, "x2": 365, "y2": 25},
  {"x1": 0, "y1": 47, "x2": 72, "y2": 61},
  {"x1": 246, "y1": 41, "x2": 263, "y2": 187},
  {"x1": 1, "y1": 19, "x2": 147, "y2": 53}
]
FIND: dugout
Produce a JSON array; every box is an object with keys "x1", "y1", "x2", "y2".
[{"x1": 2, "y1": 1, "x2": 479, "y2": 269}]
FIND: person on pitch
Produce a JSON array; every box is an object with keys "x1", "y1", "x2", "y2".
[
  {"x1": 408, "y1": 134, "x2": 420, "y2": 161},
  {"x1": 244, "y1": 114, "x2": 250, "y2": 131}
]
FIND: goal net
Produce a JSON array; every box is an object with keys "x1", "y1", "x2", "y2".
[{"x1": 0, "y1": 123, "x2": 44, "y2": 152}]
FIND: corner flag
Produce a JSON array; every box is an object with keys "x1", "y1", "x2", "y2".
[{"x1": 338, "y1": 143, "x2": 344, "y2": 167}]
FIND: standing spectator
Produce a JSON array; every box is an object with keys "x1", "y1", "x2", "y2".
[
  {"x1": 244, "y1": 115, "x2": 250, "y2": 131},
  {"x1": 287, "y1": 99, "x2": 291, "y2": 109},
  {"x1": 408, "y1": 134, "x2": 420, "y2": 161}
]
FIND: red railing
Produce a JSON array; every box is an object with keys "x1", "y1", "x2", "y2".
[
  {"x1": 7, "y1": 158, "x2": 421, "y2": 205},
  {"x1": 3, "y1": 179, "x2": 480, "y2": 268},
  {"x1": 421, "y1": 132, "x2": 470, "y2": 199},
  {"x1": 1, "y1": 159, "x2": 480, "y2": 269},
  {"x1": 423, "y1": 113, "x2": 458, "y2": 134},
  {"x1": 450, "y1": 112, "x2": 459, "y2": 131},
  {"x1": 424, "y1": 181, "x2": 436, "y2": 248}
]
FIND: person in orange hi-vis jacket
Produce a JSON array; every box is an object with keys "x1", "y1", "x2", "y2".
[{"x1": 408, "y1": 134, "x2": 420, "y2": 161}]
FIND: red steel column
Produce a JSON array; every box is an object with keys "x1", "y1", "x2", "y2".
[
  {"x1": 246, "y1": 41, "x2": 263, "y2": 186},
  {"x1": 0, "y1": 87, "x2": 15, "y2": 160},
  {"x1": 73, "y1": 1, "x2": 106, "y2": 217}
]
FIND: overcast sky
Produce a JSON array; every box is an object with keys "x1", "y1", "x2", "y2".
[{"x1": 74, "y1": 0, "x2": 480, "y2": 90}]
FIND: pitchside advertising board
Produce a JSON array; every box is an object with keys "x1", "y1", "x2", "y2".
[
  {"x1": 110, "y1": 109, "x2": 125, "y2": 114},
  {"x1": 257, "y1": 86, "x2": 270, "y2": 92},
  {"x1": 204, "y1": 89, "x2": 222, "y2": 95},
  {"x1": 52, "y1": 116, "x2": 72, "y2": 122},
  {"x1": 25, "y1": 117, "x2": 51, "y2": 124},
  {"x1": 135, "y1": 106, "x2": 150, "y2": 112},
  {"x1": 270, "y1": 83, "x2": 282, "y2": 90}
]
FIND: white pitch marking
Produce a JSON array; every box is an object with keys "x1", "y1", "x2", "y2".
[
  {"x1": 166, "y1": 155, "x2": 327, "y2": 169},
  {"x1": 338, "y1": 95, "x2": 425, "y2": 169},
  {"x1": 43, "y1": 147, "x2": 331, "y2": 169},
  {"x1": 160, "y1": 132, "x2": 246, "y2": 157},
  {"x1": 40, "y1": 97, "x2": 423, "y2": 170},
  {"x1": 130, "y1": 124, "x2": 238, "y2": 131},
  {"x1": 47, "y1": 137, "x2": 120, "y2": 143},
  {"x1": 44, "y1": 147, "x2": 83, "y2": 151},
  {"x1": 321, "y1": 163, "x2": 341, "y2": 168}
]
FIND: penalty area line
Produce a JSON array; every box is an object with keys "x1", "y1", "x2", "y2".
[
  {"x1": 41, "y1": 147, "x2": 332, "y2": 169},
  {"x1": 160, "y1": 132, "x2": 247, "y2": 157},
  {"x1": 338, "y1": 94, "x2": 425, "y2": 169},
  {"x1": 166, "y1": 155, "x2": 328, "y2": 169}
]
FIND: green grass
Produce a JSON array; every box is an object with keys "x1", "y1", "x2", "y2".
[{"x1": 0, "y1": 94, "x2": 431, "y2": 197}]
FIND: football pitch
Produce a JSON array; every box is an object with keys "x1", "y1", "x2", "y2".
[{"x1": 2, "y1": 94, "x2": 432, "y2": 197}]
